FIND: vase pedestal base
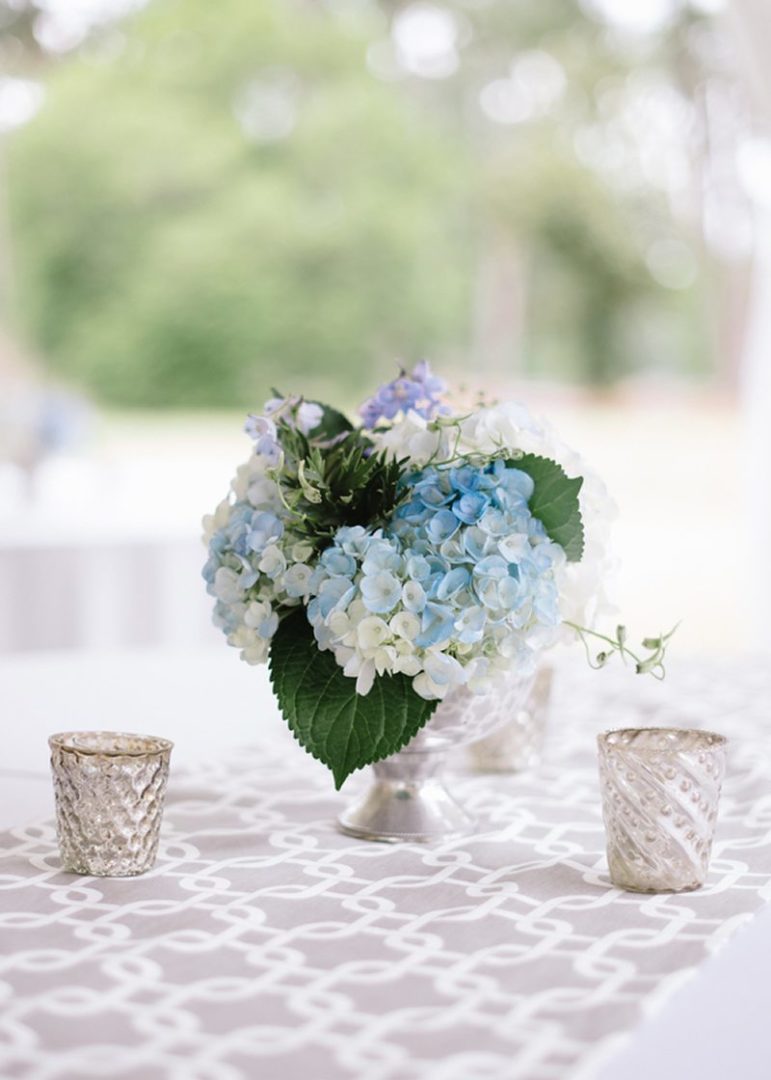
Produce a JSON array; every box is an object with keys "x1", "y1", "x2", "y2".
[{"x1": 337, "y1": 751, "x2": 475, "y2": 843}]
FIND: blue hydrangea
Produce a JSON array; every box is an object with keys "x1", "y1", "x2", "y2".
[{"x1": 306, "y1": 460, "x2": 566, "y2": 699}]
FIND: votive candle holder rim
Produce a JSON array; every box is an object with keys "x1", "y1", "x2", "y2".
[
  {"x1": 49, "y1": 730, "x2": 174, "y2": 758},
  {"x1": 597, "y1": 726, "x2": 727, "y2": 755}
]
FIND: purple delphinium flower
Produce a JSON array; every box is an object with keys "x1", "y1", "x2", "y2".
[{"x1": 359, "y1": 361, "x2": 449, "y2": 429}]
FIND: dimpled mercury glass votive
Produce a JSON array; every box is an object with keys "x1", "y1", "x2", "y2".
[
  {"x1": 49, "y1": 731, "x2": 173, "y2": 877},
  {"x1": 597, "y1": 727, "x2": 727, "y2": 893}
]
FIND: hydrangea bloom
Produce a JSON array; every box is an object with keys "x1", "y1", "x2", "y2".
[
  {"x1": 305, "y1": 461, "x2": 566, "y2": 700},
  {"x1": 204, "y1": 381, "x2": 615, "y2": 699},
  {"x1": 371, "y1": 400, "x2": 617, "y2": 632},
  {"x1": 359, "y1": 361, "x2": 449, "y2": 429},
  {"x1": 202, "y1": 400, "x2": 320, "y2": 664}
]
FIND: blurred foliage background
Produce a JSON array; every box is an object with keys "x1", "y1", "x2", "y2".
[{"x1": 0, "y1": 0, "x2": 749, "y2": 408}]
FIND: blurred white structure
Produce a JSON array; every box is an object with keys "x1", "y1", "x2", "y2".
[
  {"x1": 0, "y1": 452, "x2": 221, "y2": 653},
  {"x1": 0, "y1": 533, "x2": 216, "y2": 652},
  {"x1": 731, "y1": 0, "x2": 771, "y2": 649}
]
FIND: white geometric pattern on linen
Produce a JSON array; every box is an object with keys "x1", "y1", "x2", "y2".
[{"x1": 1, "y1": 661, "x2": 770, "y2": 1080}]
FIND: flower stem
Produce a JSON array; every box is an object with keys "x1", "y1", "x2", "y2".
[{"x1": 564, "y1": 620, "x2": 679, "y2": 681}]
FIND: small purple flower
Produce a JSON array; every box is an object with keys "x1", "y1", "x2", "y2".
[
  {"x1": 244, "y1": 414, "x2": 282, "y2": 465},
  {"x1": 244, "y1": 414, "x2": 275, "y2": 440},
  {"x1": 359, "y1": 361, "x2": 449, "y2": 429}
]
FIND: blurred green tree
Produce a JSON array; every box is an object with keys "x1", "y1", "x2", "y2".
[
  {"x1": 5, "y1": 0, "x2": 470, "y2": 406},
  {"x1": 4, "y1": 0, "x2": 725, "y2": 406},
  {"x1": 377, "y1": 0, "x2": 717, "y2": 386}
]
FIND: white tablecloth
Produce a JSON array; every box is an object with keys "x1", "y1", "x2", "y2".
[{"x1": 1, "y1": 652, "x2": 770, "y2": 1079}]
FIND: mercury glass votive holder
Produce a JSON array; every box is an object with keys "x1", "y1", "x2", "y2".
[
  {"x1": 49, "y1": 731, "x2": 173, "y2": 877},
  {"x1": 597, "y1": 727, "x2": 727, "y2": 893},
  {"x1": 467, "y1": 665, "x2": 553, "y2": 773}
]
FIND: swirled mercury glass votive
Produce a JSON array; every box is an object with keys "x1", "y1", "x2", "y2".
[
  {"x1": 49, "y1": 731, "x2": 173, "y2": 877},
  {"x1": 597, "y1": 727, "x2": 727, "y2": 893}
]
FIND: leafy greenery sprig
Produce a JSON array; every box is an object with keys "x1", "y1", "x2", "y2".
[
  {"x1": 269, "y1": 404, "x2": 409, "y2": 552},
  {"x1": 565, "y1": 621, "x2": 679, "y2": 680}
]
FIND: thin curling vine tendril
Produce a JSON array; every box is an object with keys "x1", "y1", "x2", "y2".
[
  {"x1": 565, "y1": 621, "x2": 680, "y2": 681},
  {"x1": 424, "y1": 414, "x2": 529, "y2": 472}
]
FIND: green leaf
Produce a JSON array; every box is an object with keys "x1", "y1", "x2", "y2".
[
  {"x1": 508, "y1": 453, "x2": 585, "y2": 561},
  {"x1": 307, "y1": 402, "x2": 355, "y2": 442},
  {"x1": 269, "y1": 609, "x2": 438, "y2": 789},
  {"x1": 297, "y1": 461, "x2": 323, "y2": 504}
]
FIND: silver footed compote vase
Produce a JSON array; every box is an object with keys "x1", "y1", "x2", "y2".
[{"x1": 338, "y1": 670, "x2": 534, "y2": 842}]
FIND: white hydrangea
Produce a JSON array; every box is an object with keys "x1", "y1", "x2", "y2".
[{"x1": 202, "y1": 449, "x2": 316, "y2": 665}]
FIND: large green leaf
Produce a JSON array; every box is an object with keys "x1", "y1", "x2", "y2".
[
  {"x1": 509, "y1": 453, "x2": 585, "y2": 561},
  {"x1": 269, "y1": 609, "x2": 438, "y2": 789}
]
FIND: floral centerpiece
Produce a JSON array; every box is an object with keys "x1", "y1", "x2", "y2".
[{"x1": 203, "y1": 365, "x2": 673, "y2": 833}]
